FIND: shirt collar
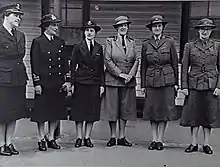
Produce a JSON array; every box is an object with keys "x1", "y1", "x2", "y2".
[
  {"x1": 44, "y1": 31, "x2": 54, "y2": 41},
  {"x1": 154, "y1": 34, "x2": 162, "y2": 41},
  {"x1": 118, "y1": 33, "x2": 127, "y2": 40},
  {"x1": 85, "y1": 38, "x2": 94, "y2": 45},
  {"x1": 3, "y1": 23, "x2": 13, "y2": 36}
]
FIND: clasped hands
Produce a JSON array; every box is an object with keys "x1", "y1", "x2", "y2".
[{"x1": 119, "y1": 73, "x2": 133, "y2": 84}]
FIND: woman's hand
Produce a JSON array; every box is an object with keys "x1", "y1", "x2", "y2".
[
  {"x1": 125, "y1": 75, "x2": 133, "y2": 84},
  {"x1": 213, "y1": 88, "x2": 220, "y2": 96},
  {"x1": 35, "y1": 85, "x2": 42, "y2": 95},
  {"x1": 100, "y1": 86, "x2": 105, "y2": 97},
  {"x1": 141, "y1": 88, "x2": 146, "y2": 94}
]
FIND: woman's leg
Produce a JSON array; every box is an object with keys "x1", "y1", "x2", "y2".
[
  {"x1": 5, "y1": 121, "x2": 16, "y2": 146},
  {"x1": 185, "y1": 126, "x2": 199, "y2": 153},
  {"x1": 150, "y1": 121, "x2": 158, "y2": 142},
  {"x1": 202, "y1": 127, "x2": 213, "y2": 154},
  {"x1": 85, "y1": 121, "x2": 94, "y2": 139},
  {"x1": 0, "y1": 124, "x2": 6, "y2": 147},
  {"x1": 48, "y1": 121, "x2": 58, "y2": 141},
  {"x1": 118, "y1": 119, "x2": 126, "y2": 139},
  {"x1": 37, "y1": 122, "x2": 47, "y2": 151},
  {"x1": 106, "y1": 121, "x2": 117, "y2": 147},
  {"x1": 75, "y1": 121, "x2": 83, "y2": 148},
  {"x1": 158, "y1": 121, "x2": 168, "y2": 143}
]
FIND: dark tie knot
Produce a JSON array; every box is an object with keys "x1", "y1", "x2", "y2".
[{"x1": 11, "y1": 28, "x2": 16, "y2": 36}]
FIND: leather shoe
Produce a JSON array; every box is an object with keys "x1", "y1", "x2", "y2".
[
  {"x1": 203, "y1": 145, "x2": 213, "y2": 154},
  {"x1": 156, "y1": 142, "x2": 164, "y2": 151},
  {"x1": 8, "y1": 144, "x2": 19, "y2": 155},
  {"x1": 47, "y1": 139, "x2": 61, "y2": 149},
  {"x1": 75, "y1": 138, "x2": 82, "y2": 148},
  {"x1": 148, "y1": 141, "x2": 157, "y2": 150},
  {"x1": 84, "y1": 138, "x2": 94, "y2": 148},
  {"x1": 106, "y1": 138, "x2": 116, "y2": 147},
  {"x1": 0, "y1": 144, "x2": 12, "y2": 156},
  {"x1": 38, "y1": 140, "x2": 47, "y2": 151},
  {"x1": 185, "y1": 144, "x2": 198, "y2": 153},
  {"x1": 117, "y1": 137, "x2": 132, "y2": 147}
]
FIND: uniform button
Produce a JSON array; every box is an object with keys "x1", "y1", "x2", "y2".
[
  {"x1": 48, "y1": 51, "x2": 51, "y2": 54},
  {"x1": 91, "y1": 69, "x2": 94, "y2": 72},
  {"x1": 58, "y1": 57, "x2": 61, "y2": 60},
  {"x1": 17, "y1": 62, "x2": 20, "y2": 64},
  {"x1": 125, "y1": 59, "x2": 128, "y2": 62},
  {"x1": 49, "y1": 73, "x2": 52, "y2": 75},
  {"x1": 58, "y1": 65, "x2": 61, "y2": 67},
  {"x1": 58, "y1": 50, "x2": 61, "y2": 53},
  {"x1": 49, "y1": 58, "x2": 52, "y2": 61},
  {"x1": 49, "y1": 66, "x2": 51, "y2": 68},
  {"x1": 61, "y1": 45, "x2": 64, "y2": 48},
  {"x1": 6, "y1": 45, "x2": 9, "y2": 48},
  {"x1": 59, "y1": 72, "x2": 61, "y2": 75},
  {"x1": 90, "y1": 75, "x2": 93, "y2": 78}
]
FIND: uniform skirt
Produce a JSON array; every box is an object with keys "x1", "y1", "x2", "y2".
[
  {"x1": 0, "y1": 86, "x2": 27, "y2": 123},
  {"x1": 101, "y1": 86, "x2": 137, "y2": 121},
  {"x1": 30, "y1": 88, "x2": 67, "y2": 122},
  {"x1": 70, "y1": 83, "x2": 101, "y2": 122},
  {"x1": 180, "y1": 90, "x2": 220, "y2": 128},
  {"x1": 143, "y1": 86, "x2": 180, "y2": 121}
]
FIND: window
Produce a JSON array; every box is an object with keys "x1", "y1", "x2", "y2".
[{"x1": 50, "y1": 0, "x2": 83, "y2": 45}]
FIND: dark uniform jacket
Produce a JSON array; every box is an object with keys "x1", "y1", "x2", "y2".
[
  {"x1": 140, "y1": 36, "x2": 178, "y2": 88},
  {"x1": 70, "y1": 40, "x2": 104, "y2": 86},
  {"x1": 30, "y1": 34, "x2": 70, "y2": 89},
  {"x1": 0, "y1": 26, "x2": 27, "y2": 86},
  {"x1": 181, "y1": 39, "x2": 220, "y2": 90},
  {"x1": 104, "y1": 35, "x2": 139, "y2": 87}
]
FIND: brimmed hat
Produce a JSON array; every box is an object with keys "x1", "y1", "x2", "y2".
[
  {"x1": 0, "y1": 3, "x2": 24, "y2": 15},
  {"x1": 38, "y1": 14, "x2": 62, "y2": 28},
  {"x1": 146, "y1": 15, "x2": 167, "y2": 29},
  {"x1": 81, "y1": 20, "x2": 101, "y2": 32},
  {"x1": 113, "y1": 16, "x2": 132, "y2": 28},
  {"x1": 194, "y1": 18, "x2": 216, "y2": 29}
]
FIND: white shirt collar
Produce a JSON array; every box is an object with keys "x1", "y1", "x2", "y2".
[
  {"x1": 154, "y1": 34, "x2": 162, "y2": 41},
  {"x1": 117, "y1": 34, "x2": 127, "y2": 46},
  {"x1": 44, "y1": 32, "x2": 54, "y2": 41},
  {"x1": 3, "y1": 23, "x2": 13, "y2": 36}
]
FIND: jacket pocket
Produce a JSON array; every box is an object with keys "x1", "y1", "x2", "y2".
[
  {"x1": 188, "y1": 76, "x2": 197, "y2": 89},
  {"x1": 145, "y1": 68, "x2": 155, "y2": 86},
  {"x1": 209, "y1": 77, "x2": 217, "y2": 89},
  {"x1": 0, "y1": 68, "x2": 12, "y2": 84},
  {"x1": 163, "y1": 67, "x2": 175, "y2": 85}
]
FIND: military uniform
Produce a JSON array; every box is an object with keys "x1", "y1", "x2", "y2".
[
  {"x1": 0, "y1": 26, "x2": 28, "y2": 123},
  {"x1": 30, "y1": 35, "x2": 70, "y2": 122},
  {"x1": 180, "y1": 39, "x2": 220, "y2": 128},
  {"x1": 140, "y1": 35, "x2": 180, "y2": 121},
  {"x1": 101, "y1": 35, "x2": 139, "y2": 121},
  {"x1": 70, "y1": 39, "x2": 104, "y2": 122}
]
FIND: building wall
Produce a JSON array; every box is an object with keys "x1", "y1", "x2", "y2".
[
  {"x1": 0, "y1": 0, "x2": 41, "y2": 99},
  {"x1": 90, "y1": 1, "x2": 182, "y2": 97}
]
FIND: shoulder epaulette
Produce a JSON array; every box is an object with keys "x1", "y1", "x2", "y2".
[
  {"x1": 127, "y1": 36, "x2": 134, "y2": 41},
  {"x1": 143, "y1": 38, "x2": 150, "y2": 42}
]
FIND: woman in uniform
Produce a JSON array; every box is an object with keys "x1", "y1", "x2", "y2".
[
  {"x1": 140, "y1": 15, "x2": 179, "y2": 151},
  {"x1": 181, "y1": 18, "x2": 220, "y2": 154},
  {"x1": 70, "y1": 20, "x2": 104, "y2": 148},
  {"x1": 30, "y1": 14, "x2": 71, "y2": 151},
  {"x1": 0, "y1": 4, "x2": 27, "y2": 156},
  {"x1": 101, "y1": 16, "x2": 139, "y2": 147}
]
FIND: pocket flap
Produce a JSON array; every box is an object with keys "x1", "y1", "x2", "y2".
[
  {"x1": 0, "y1": 67, "x2": 12, "y2": 72},
  {"x1": 163, "y1": 67, "x2": 173, "y2": 74},
  {"x1": 146, "y1": 68, "x2": 155, "y2": 77}
]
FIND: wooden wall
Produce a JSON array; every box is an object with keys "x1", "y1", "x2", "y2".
[
  {"x1": 90, "y1": 1, "x2": 182, "y2": 97},
  {"x1": 0, "y1": 0, "x2": 41, "y2": 99}
]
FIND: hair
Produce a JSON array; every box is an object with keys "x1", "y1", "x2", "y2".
[
  {"x1": 115, "y1": 23, "x2": 130, "y2": 30},
  {"x1": 2, "y1": 12, "x2": 11, "y2": 19}
]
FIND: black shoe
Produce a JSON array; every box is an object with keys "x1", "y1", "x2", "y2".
[
  {"x1": 117, "y1": 137, "x2": 132, "y2": 147},
  {"x1": 148, "y1": 141, "x2": 157, "y2": 150},
  {"x1": 0, "y1": 145, "x2": 12, "y2": 156},
  {"x1": 203, "y1": 145, "x2": 213, "y2": 154},
  {"x1": 84, "y1": 138, "x2": 94, "y2": 148},
  {"x1": 75, "y1": 138, "x2": 82, "y2": 148},
  {"x1": 156, "y1": 142, "x2": 164, "y2": 151},
  {"x1": 185, "y1": 144, "x2": 198, "y2": 153},
  {"x1": 47, "y1": 139, "x2": 61, "y2": 149},
  {"x1": 106, "y1": 138, "x2": 116, "y2": 147},
  {"x1": 8, "y1": 144, "x2": 19, "y2": 155},
  {"x1": 38, "y1": 140, "x2": 47, "y2": 151}
]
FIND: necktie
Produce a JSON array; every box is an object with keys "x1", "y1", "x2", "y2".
[
  {"x1": 51, "y1": 36, "x2": 54, "y2": 41},
  {"x1": 155, "y1": 38, "x2": 159, "y2": 45},
  {"x1": 121, "y1": 35, "x2": 126, "y2": 53},
  {"x1": 90, "y1": 40, "x2": 93, "y2": 53},
  {"x1": 11, "y1": 28, "x2": 15, "y2": 36}
]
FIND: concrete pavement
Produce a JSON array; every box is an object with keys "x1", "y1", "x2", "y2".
[{"x1": 0, "y1": 119, "x2": 220, "y2": 167}]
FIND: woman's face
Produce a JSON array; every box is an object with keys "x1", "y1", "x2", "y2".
[
  {"x1": 84, "y1": 28, "x2": 96, "y2": 40},
  {"x1": 5, "y1": 13, "x2": 22, "y2": 28},
  {"x1": 117, "y1": 23, "x2": 129, "y2": 36},
  {"x1": 198, "y1": 27, "x2": 212, "y2": 40},
  {"x1": 45, "y1": 23, "x2": 59, "y2": 36},
  {"x1": 151, "y1": 23, "x2": 163, "y2": 36}
]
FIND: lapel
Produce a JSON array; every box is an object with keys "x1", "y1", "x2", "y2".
[
  {"x1": 91, "y1": 41, "x2": 100, "y2": 58},
  {"x1": 126, "y1": 37, "x2": 132, "y2": 57},
  {"x1": 115, "y1": 36, "x2": 126, "y2": 56},
  {"x1": 194, "y1": 39, "x2": 206, "y2": 52},
  {"x1": 157, "y1": 36, "x2": 166, "y2": 49},
  {"x1": 149, "y1": 36, "x2": 158, "y2": 49},
  {"x1": 0, "y1": 26, "x2": 16, "y2": 42},
  {"x1": 205, "y1": 39, "x2": 214, "y2": 50},
  {"x1": 149, "y1": 35, "x2": 166, "y2": 50},
  {"x1": 80, "y1": 40, "x2": 90, "y2": 56}
]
